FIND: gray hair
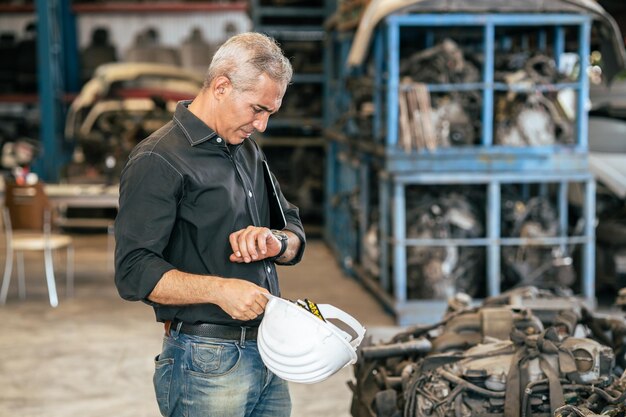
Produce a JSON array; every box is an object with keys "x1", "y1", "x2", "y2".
[{"x1": 204, "y1": 32, "x2": 293, "y2": 93}]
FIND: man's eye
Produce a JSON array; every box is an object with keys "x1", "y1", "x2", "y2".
[{"x1": 253, "y1": 107, "x2": 263, "y2": 114}]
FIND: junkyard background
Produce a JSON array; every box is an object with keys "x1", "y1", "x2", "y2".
[{"x1": 0, "y1": 1, "x2": 626, "y2": 417}]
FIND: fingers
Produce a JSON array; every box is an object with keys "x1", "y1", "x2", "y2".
[
  {"x1": 229, "y1": 230, "x2": 243, "y2": 260},
  {"x1": 250, "y1": 296, "x2": 267, "y2": 317},
  {"x1": 223, "y1": 284, "x2": 270, "y2": 321},
  {"x1": 229, "y1": 226, "x2": 272, "y2": 263},
  {"x1": 257, "y1": 232, "x2": 269, "y2": 258}
]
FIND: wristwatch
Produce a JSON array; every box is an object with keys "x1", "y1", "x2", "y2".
[{"x1": 271, "y1": 229, "x2": 289, "y2": 260}]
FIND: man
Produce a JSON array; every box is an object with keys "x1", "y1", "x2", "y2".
[{"x1": 114, "y1": 32, "x2": 305, "y2": 417}]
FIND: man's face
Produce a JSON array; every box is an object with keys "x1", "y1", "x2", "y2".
[{"x1": 216, "y1": 73, "x2": 284, "y2": 145}]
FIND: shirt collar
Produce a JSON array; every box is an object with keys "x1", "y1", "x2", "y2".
[{"x1": 173, "y1": 100, "x2": 220, "y2": 146}]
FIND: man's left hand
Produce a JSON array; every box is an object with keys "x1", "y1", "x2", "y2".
[{"x1": 229, "y1": 226, "x2": 281, "y2": 263}]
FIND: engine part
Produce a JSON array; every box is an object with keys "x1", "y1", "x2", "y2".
[
  {"x1": 500, "y1": 195, "x2": 576, "y2": 292},
  {"x1": 400, "y1": 39, "x2": 480, "y2": 85},
  {"x1": 350, "y1": 287, "x2": 626, "y2": 417},
  {"x1": 405, "y1": 189, "x2": 484, "y2": 299},
  {"x1": 399, "y1": 88, "x2": 479, "y2": 151},
  {"x1": 495, "y1": 92, "x2": 574, "y2": 146},
  {"x1": 64, "y1": 62, "x2": 203, "y2": 182}
]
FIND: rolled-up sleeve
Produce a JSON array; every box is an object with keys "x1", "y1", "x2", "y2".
[
  {"x1": 273, "y1": 172, "x2": 306, "y2": 266},
  {"x1": 114, "y1": 152, "x2": 183, "y2": 302}
]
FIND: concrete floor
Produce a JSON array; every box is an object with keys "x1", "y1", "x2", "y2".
[{"x1": 0, "y1": 234, "x2": 398, "y2": 417}]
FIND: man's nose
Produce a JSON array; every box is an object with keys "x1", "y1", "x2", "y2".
[{"x1": 252, "y1": 113, "x2": 270, "y2": 132}]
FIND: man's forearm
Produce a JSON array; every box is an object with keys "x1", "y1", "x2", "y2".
[
  {"x1": 147, "y1": 269, "x2": 270, "y2": 320},
  {"x1": 148, "y1": 269, "x2": 223, "y2": 305}
]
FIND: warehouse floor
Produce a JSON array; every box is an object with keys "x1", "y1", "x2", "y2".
[{"x1": 0, "y1": 232, "x2": 399, "y2": 417}]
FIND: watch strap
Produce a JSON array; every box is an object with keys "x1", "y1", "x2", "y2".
[{"x1": 270, "y1": 229, "x2": 288, "y2": 260}]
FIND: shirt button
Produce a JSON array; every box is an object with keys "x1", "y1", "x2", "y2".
[
  {"x1": 267, "y1": 266, "x2": 271, "y2": 273},
  {"x1": 216, "y1": 137, "x2": 222, "y2": 143},
  {"x1": 248, "y1": 190, "x2": 253, "y2": 198}
]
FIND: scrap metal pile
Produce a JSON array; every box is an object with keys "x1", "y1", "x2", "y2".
[
  {"x1": 404, "y1": 187, "x2": 485, "y2": 300},
  {"x1": 350, "y1": 287, "x2": 626, "y2": 417},
  {"x1": 397, "y1": 38, "x2": 575, "y2": 151},
  {"x1": 386, "y1": 186, "x2": 576, "y2": 300},
  {"x1": 350, "y1": 38, "x2": 577, "y2": 151},
  {"x1": 500, "y1": 192, "x2": 577, "y2": 293},
  {"x1": 64, "y1": 63, "x2": 203, "y2": 181}
]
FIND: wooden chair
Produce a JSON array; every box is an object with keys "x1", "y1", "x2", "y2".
[{"x1": 0, "y1": 181, "x2": 74, "y2": 307}]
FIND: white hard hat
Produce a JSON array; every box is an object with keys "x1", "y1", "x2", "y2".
[{"x1": 258, "y1": 294, "x2": 366, "y2": 384}]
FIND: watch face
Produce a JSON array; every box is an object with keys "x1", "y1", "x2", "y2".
[
  {"x1": 271, "y1": 230, "x2": 288, "y2": 260},
  {"x1": 272, "y1": 230, "x2": 287, "y2": 241}
]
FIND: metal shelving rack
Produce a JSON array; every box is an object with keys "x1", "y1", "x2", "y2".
[
  {"x1": 250, "y1": 0, "x2": 336, "y2": 230},
  {"x1": 0, "y1": 0, "x2": 79, "y2": 181},
  {"x1": 0, "y1": 1, "x2": 247, "y2": 182},
  {"x1": 325, "y1": 12, "x2": 597, "y2": 325}
]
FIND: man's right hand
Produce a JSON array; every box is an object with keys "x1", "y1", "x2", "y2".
[
  {"x1": 215, "y1": 278, "x2": 269, "y2": 321},
  {"x1": 148, "y1": 270, "x2": 269, "y2": 320}
]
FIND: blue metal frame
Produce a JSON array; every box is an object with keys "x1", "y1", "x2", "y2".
[
  {"x1": 326, "y1": 142, "x2": 360, "y2": 269},
  {"x1": 324, "y1": 12, "x2": 597, "y2": 325},
  {"x1": 34, "y1": 0, "x2": 64, "y2": 181},
  {"x1": 382, "y1": 172, "x2": 595, "y2": 293},
  {"x1": 32, "y1": 0, "x2": 77, "y2": 182},
  {"x1": 378, "y1": 13, "x2": 592, "y2": 170},
  {"x1": 339, "y1": 171, "x2": 597, "y2": 326},
  {"x1": 324, "y1": 32, "x2": 354, "y2": 242}
]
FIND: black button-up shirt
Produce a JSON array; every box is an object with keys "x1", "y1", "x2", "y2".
[{"x1": 114, "y1": 101, "x2": 306, "y2": 326}]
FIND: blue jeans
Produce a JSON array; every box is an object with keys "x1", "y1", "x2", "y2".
[{"x1": 153, "y1": 329, "x2": 291, "y2": 417}]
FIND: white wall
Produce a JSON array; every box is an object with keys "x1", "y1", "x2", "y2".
[
  {"x1": 0, "y1": 10, "x2": 251, "y2": 57},
  {"x1": 0, "y1": 13, "x2": 35, "y2": 39},
  {"x1": 77, "y1": 10, "x2": 251, "y2": 54}
]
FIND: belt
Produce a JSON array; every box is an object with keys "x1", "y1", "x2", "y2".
[{"x1": 164, "y1": 320, "x2": 258, "y2": 341}]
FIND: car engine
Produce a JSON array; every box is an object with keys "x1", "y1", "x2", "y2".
[{"x1": 350, "y1": 287, "x2": 626, "y2": 417}]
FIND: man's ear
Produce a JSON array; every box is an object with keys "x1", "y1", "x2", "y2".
[{"x1": 213, "y1": 76, "x2": 231, "y2": 98}]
